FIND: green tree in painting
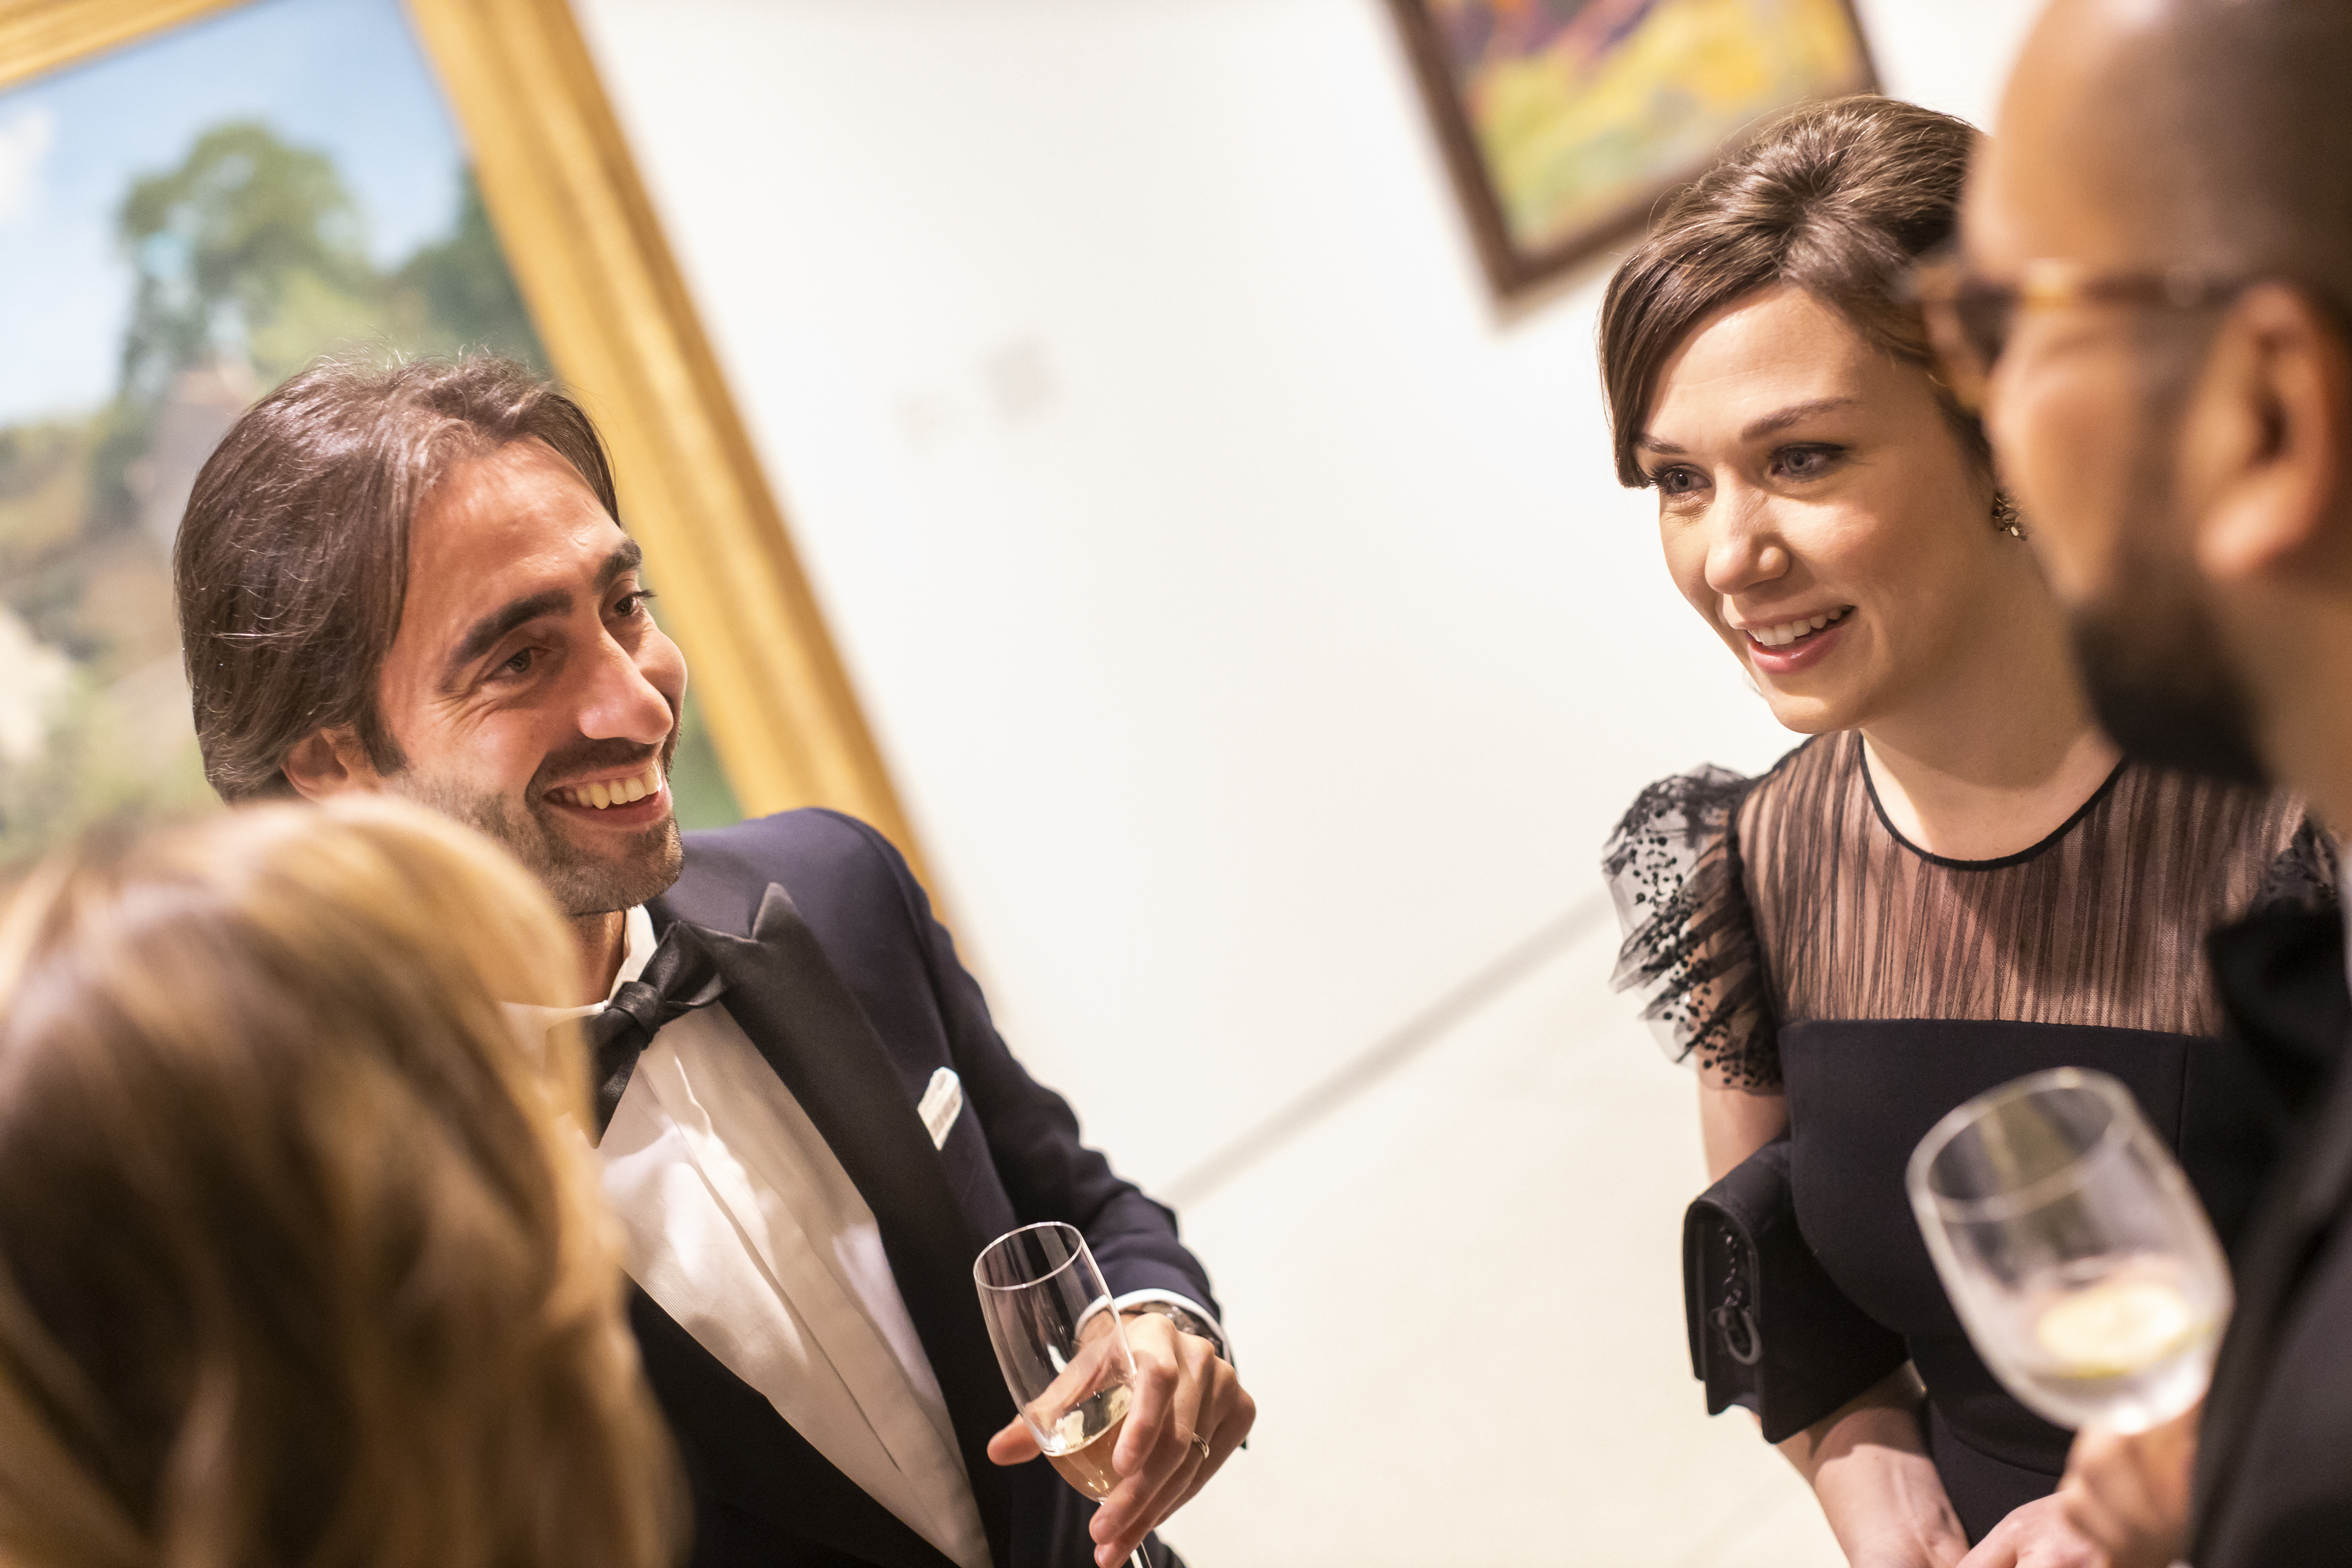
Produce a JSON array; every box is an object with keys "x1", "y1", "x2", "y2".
[
  {"x1": 392, "y1": 170, "x2": 547, "y2": 367},
  {"x1": 116, "y1": 120, "x2": 379, "y2": 397},
  {"x1": 113, "y1": 123, "x2": 545, "y2": 404}
]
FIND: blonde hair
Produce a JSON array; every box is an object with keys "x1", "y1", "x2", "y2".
[{"x1": 0, "y1": 797, "x2": 683, "y2": 1568}]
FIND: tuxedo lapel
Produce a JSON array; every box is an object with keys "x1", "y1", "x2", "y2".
[
  {"x1": 629, "y1": 1286, "x2": 959, "y2": 1568},
  {"x1": 685, "y1": 884, "x2": 1018, "y2": 1568},
  {"x1": 2206, "y1": 907, "x2": 2351, "y2": 1114}
]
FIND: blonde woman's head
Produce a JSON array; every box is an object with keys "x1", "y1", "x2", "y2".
[{"x1": 0, "y1": 796, "x2": 681, "y2": 1568}]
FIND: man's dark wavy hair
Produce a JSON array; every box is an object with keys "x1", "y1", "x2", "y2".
[{"x1": 174, "y1": 355, "x2": 619, "y2": 801}]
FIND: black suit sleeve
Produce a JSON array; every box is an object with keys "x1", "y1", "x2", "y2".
[{"x1": 812, "y1": 812, "x2": 1225, "y2": 1333}]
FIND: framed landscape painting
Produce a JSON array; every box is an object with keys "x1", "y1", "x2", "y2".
[
  {"x1": 1390, "y1": 0, "x2": 1878, "y2": 299},
  {"x1": 0, "y1": 0, "x2": 921, "y2": 874}
]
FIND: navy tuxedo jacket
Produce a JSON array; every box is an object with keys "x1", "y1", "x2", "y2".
[
  {"x1": 633, "y1": 808, "x2": 1215, "y2": 1568},
  {"x1": 2190, "y1": 903, "x2": 2352, "y2": 1567}
]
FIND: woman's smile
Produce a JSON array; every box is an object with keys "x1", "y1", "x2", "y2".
[
  {"x1": 1736, "y1": 602, "x2": 1854, "y2": 649},
  {"x1": 1739, "y1": 604, "x2": 1854, "y2": 676}
]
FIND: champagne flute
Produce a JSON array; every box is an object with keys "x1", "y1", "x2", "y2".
[
  {"x1": 975, "y1": 1222, "x2": 1151, "y2": 1568},
  {"x1": 1908, "y1": 1068, "x2": 2231, "y2": 1432}
]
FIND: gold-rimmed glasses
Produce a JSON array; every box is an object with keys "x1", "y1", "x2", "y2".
[{"x1": 1904, "y1": 252, "x2": 2249, "y2": 410}]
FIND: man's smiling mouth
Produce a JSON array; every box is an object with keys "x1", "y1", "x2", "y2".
[
  {"x1": 1744, "y1": 604, "x2": 1854, "y2": 648},
  {"x1": 549, "y1": 761, "x2": 664, "y2": 810}
]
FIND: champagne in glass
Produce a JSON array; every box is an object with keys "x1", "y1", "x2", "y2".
[
  {"x1": 975, "y1": 1222, "x2": 1151, "y2": 1565},
  {"x1": 1908, "y1": 1068, "x2": 2231, "y2": 1433},
  {"x1": 1039, "y1": 1380, "x2": 1134, "y2": 1499}
]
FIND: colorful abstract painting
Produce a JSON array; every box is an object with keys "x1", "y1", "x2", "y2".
[{"x1": 1394, "y1": 0, "x2": 1875, "y2": 295}]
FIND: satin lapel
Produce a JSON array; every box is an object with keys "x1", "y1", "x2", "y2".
[
  {"x1": 2194, "y1": 1026, "x2": 2352, "y2": 1544},
  {"x1": 628, "y1": 1286, "x2": 958, "y2": 1568},
  {"x1": 693, "y1": 885, "x2": 1017, "y2": 1568}
]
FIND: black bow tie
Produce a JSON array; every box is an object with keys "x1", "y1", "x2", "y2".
[{"x1": 586, "y1": 919, "x2": 728, "y2": 1139}]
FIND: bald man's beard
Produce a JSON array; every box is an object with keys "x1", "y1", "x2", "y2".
[{"x1": 2066, "y1": 453, "x2": 2270, "y2": 786}]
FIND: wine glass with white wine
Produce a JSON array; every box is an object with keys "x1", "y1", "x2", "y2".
[
  {"x1": 974, "y1": 1222, "x2": 1152, "y2": 1568},
  {"x1": 1908, "y1": 1068, "x2": 2231, "y2": 1434}
]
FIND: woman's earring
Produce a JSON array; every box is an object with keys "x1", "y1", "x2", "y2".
[{"x1": 1992, "y1": 491, "x2": 2025, "y2": 538}]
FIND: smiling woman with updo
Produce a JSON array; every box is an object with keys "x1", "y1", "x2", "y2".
[{"x1": 1599, "y1": 96, "x2": 2331, "y2": 1567}]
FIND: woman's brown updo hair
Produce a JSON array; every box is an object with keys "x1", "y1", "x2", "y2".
[
  {"x1": 0, "y1": 798, "x2": 684, "y2": 1568},
  {"x1": 1598, "y1": 93, "x2": 1987, "y2": 487}
]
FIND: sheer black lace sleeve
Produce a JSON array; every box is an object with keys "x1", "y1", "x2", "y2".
[
  {"x1": 2252, "y1": 817, "x2": 2340, "y2": 915},
  {"x1": 1601, "y1": 766, "x2": 1780, "y2": 1090}
]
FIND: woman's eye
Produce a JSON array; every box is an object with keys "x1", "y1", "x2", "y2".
[
  {"x1": 1654, "y1": 466, "x2": 1703, "y2": 497},
  {"x1": 1775, "y1": 445, "x2": 1842, "y2": 480}
]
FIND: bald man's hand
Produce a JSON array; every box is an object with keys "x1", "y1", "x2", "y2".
[
  {"x1": 2058, "y1": 1403, "x2": 2197, "y2": 1568},
  {"x1": 1953, "y1": 1495, "x2": 2104, "y2": 1568}
]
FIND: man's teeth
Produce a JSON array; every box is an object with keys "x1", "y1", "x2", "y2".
[
  {"x1": 557, "y1": 763, "x2": 664, "y2": 809},
  {"x1": 1749, "y1": 606, "x2": 1852, "y2": 648}
]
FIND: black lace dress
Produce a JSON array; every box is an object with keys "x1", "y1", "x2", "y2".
[{"x1": 1605, "y1": 731, "x2": 2334, "y2": 1541}]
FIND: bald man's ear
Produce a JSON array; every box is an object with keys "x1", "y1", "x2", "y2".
[
  {"x1": 2189, "y1": 284, "x2": 2352, "y2": 587},
  {"x1": 280, "y1": 728, "x2": 385, "y2": 801}
]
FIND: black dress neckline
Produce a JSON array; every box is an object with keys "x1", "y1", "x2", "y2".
[{"x1": 1857, "y1": 736, "x2": 2130, "y2": 873}]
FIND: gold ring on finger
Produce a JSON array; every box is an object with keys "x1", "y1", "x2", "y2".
[{"x1": 1192, "y1": 1433, "x2": 1211, "y2": 1460}]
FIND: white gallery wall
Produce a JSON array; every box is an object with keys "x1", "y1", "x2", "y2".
[{"x1": 572, "y1": 0, "x2": 2047, "y2": 1193}]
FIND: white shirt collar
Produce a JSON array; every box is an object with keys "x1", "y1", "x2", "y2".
[
  {"x1": 612, "y1": 904, "x2": 657, "y2": 993},
  {"x1": 504, "y1": 905, "x2": 660, "y2": 1045}
]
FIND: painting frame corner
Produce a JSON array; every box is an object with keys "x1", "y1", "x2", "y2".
[{"x1": 1386, "y1": 0, "x2": 1881, "y2": 305}]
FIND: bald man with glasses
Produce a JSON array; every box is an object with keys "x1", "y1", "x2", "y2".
[{"x1": 1953, "y1": 2, "x2": 2352, "y2": 1565}]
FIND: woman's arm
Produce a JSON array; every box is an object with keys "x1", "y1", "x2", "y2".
[
  {"x1": 1699, "y1": 1077, "x2": 1790, "y2": 1181},
  {"x1": 1782, "y1": 1370, "x2": 1970, "y2": 1568},
  {"x1": 1697, "y1": 1082, "x2": 1968, "y2": 1563}
]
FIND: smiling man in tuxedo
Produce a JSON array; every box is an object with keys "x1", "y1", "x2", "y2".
[{"x1": 173, "y1": 355, "x2": 1253, "y2": 1568}]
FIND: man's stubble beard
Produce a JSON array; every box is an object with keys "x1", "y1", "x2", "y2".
[
  {"x1": 2065, "y1": 410, "x2": 2272, "y2": 787},
  {"x1": 400, "y1": 732, "x2": 686, "y2": 917}
]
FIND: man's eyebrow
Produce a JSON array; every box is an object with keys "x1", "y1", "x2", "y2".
[
  {"x1": 441, "y1": 589, "x2": 572, "y2": 693},
  {"x1": 596, "y1": 538, "x2": 644, "y2": 590},
  {"x1": 436, "y1": 544, "x2": 644, "y2": 694}
]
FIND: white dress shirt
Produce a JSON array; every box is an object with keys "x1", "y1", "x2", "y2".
[
  {"x1": 525, "y1": 906, "x2": 990, "y2": 1568},
  {"x1": 516, "y1": 906, "x2": 1224, "y2": 1568}
]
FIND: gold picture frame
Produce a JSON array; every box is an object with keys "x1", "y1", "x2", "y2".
[{"x1": 0, "y1": 0, "x2": 927, "y2": 878}]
